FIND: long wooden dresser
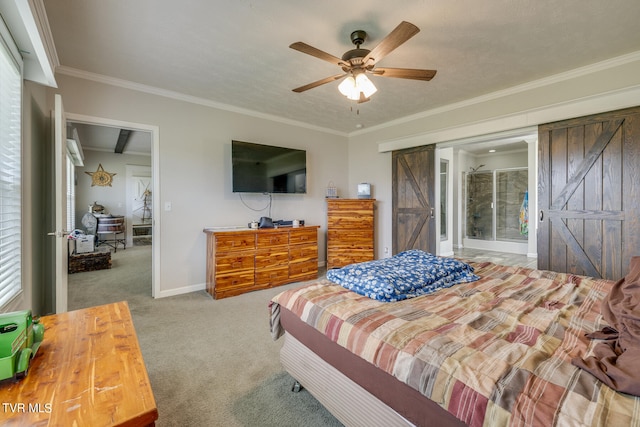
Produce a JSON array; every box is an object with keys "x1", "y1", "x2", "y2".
[
  {"x1": 204, "y1": 226, "x2": 319, "y2": 299},
  {"x1": 326, "y1": 199, "x2": 375, "y2": 269}
]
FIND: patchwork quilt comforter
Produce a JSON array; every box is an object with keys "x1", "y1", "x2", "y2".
[
  {"x1": 271, "y1": 261, "x2": 640, "y2": 427},
  {"x1": 326, "y1": 250, "x2": 479, "y2": 302}
]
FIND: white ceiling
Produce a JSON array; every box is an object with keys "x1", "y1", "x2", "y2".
[{"x1": 44, "y1": 0, "x2": 640, "y2": 135}]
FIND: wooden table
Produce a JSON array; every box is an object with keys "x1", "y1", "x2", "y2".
[{"x1": 0, "y1": 301, "x2": 158, "y2": 426}]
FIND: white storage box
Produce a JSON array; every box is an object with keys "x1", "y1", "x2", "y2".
[{"x1": 75, "y1": 235, "x2": 95, "y2": 254}]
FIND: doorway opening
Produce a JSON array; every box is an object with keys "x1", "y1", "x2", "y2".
[
  {"x1": 65, "y1": 114, "x2": 160, "y2": 299},
  {"x1": 436, "y1": 128, "x2": 537, "y2": 258},
  {"x1": 464, "y1": 167, "x2": 528, "y2": 252}
]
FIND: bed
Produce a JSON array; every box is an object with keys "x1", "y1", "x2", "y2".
[{"x1": 269, "y1": 251, "x2": 640, "y2": 427}]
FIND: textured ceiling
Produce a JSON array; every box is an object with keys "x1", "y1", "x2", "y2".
[{"x1": 44, "y1": 0, "x2": 640, "y2": 135}]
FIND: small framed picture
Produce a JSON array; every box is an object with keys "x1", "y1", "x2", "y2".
[{"x1": 357, "y1": 183, "x2": 371, "y2": 199}]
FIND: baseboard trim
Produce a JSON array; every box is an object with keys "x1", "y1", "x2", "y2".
[{"x1": 156, "y1": 282, "x2": 206, "y2": 299}]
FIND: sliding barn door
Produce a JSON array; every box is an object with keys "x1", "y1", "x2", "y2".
[
  {"x1": 392, "y1": 145, "x2": 435, "y2": 254},
  {"x1": 538, "y1": 106, "x2": 640, "y2": 280}
]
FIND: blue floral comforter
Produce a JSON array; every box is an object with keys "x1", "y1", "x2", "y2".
[{"x1": 326, "y1": 250, "x2": 480, "y2": 302}]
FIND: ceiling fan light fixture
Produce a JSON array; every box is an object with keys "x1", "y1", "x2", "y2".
[
  {"x1": 290, "y1": 22, "x2": 435, "y2": 99},
  {"x1": 356, "y1": 73, "x2": 377, "y2": 98},
  {"x1": 338, "y1": 75, "x2": 358, "y2": 100},
  {"x1": 338, "y1": 73, "x2": 377, "y2": 101}
]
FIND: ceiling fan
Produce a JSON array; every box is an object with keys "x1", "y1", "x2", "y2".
[{"x1": 290, "y1": 21, "x2": 437, "y2": 103}]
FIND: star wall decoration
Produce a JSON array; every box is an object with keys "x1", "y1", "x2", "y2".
[{"x1": 85, "y1": 163, "x2": 116, "y2": 187}]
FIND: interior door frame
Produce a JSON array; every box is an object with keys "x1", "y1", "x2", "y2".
[
  {"x1": 435, "y1": 127, "x2": 539, "y2": 258},
  {"x1": 53, "y1": 94, "x2": 68, "y2": 313},
  {"x1": 66, "y1": 113, "x2": 160, "y2": 298},
  {"x1": 436, "y1": 147, "x2": 454, "y2": 256}
]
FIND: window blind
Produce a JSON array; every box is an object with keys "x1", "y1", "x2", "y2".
[{"x1": 0, "y1": 24, "x2": 23, "y2": 308}]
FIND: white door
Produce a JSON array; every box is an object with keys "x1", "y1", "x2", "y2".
[
  {"x1": 126, "y1": 165, "x2": 152, "y2": 247},
  {"x1": 131, "y1": 176, "x2": 152, "y2": 223},
  {"x1": 53, "y1": 94, "x2": 68, "y2": 313}
]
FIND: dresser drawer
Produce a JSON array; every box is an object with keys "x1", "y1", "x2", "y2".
[
  {"x1": 289, "y1": 243, "x2": 318, "y2": 263},
  {"x1": 257, "y1": 231, "x2": 289, "y2": 248},
  {"x1": 215, "y1": 254, "x2": 255, "y2": 274},
  {"x1": 215, "y1": 233, "x2": 256, "y2": 252},
  {"x1": 255, "y1": 249, "x2": 289, "y2": 269},
  {"x1": 214, "y1": 271, "x2": 255, "y2": 292},
  {"x1": 289, "y1": 228, "x2": 318, "y2": 245},
  {"x1": 289, "y1": 260, "x2": 318, "y2": 281},
  {"x1": 327, "y1": 251, "x2": 373, "y2": 268},
  {"x1": 327, "y1": 216, "x2": 374, "y2": 229},
  {"x1": 255, "y1": 266, "x2": 289, "y2": 286}
]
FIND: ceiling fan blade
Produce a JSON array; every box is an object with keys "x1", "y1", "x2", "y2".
[
  {"x1": 373, "y1": 67, "x2": 437, "y2": 81},
  {"x1": 292, "y1": 74, "x2": 346, "y2": 93},
  {"x1": 363, "y1": 21, "x2": 420, "y2": 65},
  {"x1": 289, "y1": 42, "x2": 345, "y2": 66}
]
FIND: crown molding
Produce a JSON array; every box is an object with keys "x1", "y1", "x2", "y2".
[
  {"x1": 355, "y1": 50, "x2": 640, "y2": 138},
  {"x1": 55, "y1": 65, "x2": 347, "y2": 137}
]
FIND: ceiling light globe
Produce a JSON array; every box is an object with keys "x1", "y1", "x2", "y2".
[
  {"x1": 355, "y1": 73, "x2": 377, "y2": 98},
  {"x1": 338, "y1": 76, "x2": 359, "y2": 100}
]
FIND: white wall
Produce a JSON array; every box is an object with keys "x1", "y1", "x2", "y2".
[{"x1": 49, "y1": 74, "x2": 349, "y2": 297}]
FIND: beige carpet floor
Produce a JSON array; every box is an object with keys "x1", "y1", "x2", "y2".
[{"x1": 68, "y1": 245, "x2": 342, "y2": 427}]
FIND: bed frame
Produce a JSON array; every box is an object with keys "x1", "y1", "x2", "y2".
[{"x1": 279, "y1": 306, "x2": 466, "y2": 427}]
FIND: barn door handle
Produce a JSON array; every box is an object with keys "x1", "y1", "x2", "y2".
[
  {"x1": 539, "y1": 210, "x2": 544, "y2": 222},
  {"x1": 430, "y1": 208, "x2": 434, "y2": 219}
]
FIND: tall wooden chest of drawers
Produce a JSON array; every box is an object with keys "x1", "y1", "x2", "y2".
[
  {"x1": 326, "y1": 199, "x2": 375, "y2": 269},
  {"x1": 204, "y1": 226, "x2": 319, "y2": 299}
]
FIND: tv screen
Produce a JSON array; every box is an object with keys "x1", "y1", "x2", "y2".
[{"x1": 232, "y1": 140, "x2": 307, "y2": 194}]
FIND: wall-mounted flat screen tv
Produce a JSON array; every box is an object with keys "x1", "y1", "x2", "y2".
[{"x1": 232, "y1": 140, "x2": 307, "y2": 194}]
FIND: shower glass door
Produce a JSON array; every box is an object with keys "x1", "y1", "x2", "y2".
[
  {"x1": 466, "y1": 171, "x2": 493, "y2": 240},
  {"x1": 496, "y1": 169, "x2": 528, "y2": 241},
  {"x1": 465, "y1": 168, "x2": 528, "y2": 242}
]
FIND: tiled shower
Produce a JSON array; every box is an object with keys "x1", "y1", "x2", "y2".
[{"x1": 465, "y1": 168, "x2": 528, "y2": 242}]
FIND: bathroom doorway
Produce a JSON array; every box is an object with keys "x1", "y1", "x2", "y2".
[
  {"x1": 464, "y1": 167, "x2": 528, "y2": 253},
  {"x1": 437, "y1": 128, "x2": 537, "y2": 258}
]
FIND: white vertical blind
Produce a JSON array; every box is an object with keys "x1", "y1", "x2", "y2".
[{"x1": 0, "y1": 24, "x2": 23, "y2": 308}]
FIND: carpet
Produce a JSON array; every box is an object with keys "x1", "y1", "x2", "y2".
[{"x1": 68, "y1": 246, "x2": 343, "y2": 426}]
